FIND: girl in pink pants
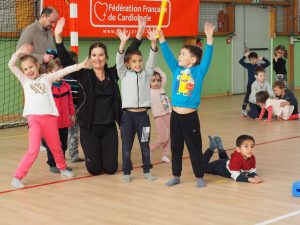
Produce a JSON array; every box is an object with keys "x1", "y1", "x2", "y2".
[
  {"x1": 8, "y1": 44, "x2": 89, "y2": 188},
  {"x1": 150, "y1": 68, "x2": 171, "y2": 163}
]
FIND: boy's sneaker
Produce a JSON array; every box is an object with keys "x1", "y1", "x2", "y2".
[
  {"x1": 11, "y1": 178, "x2": 25, "y2": 188},
  {"x1": 214, "y1": 136, "x2": 224, "y2": 151},
  {"x1": 144, "y1": 172, "x2": 157, "y2": 181},
  {"x1": 161, "y1": 156, "x2": 171, "y2": 163},
  {"x1": 123, "y1": 174, "x2": 132, "y2": 183},
  {"x1": 241, "y1": 109, "x2": 248, "y2": 117},
  {"x1": 196, "y1": 178, "x2": 206, "y2": 188},
  {"x1": 60, "y1": 169, "x2": 74, "y2": 178},
  {"x1": 166, "y1": 177, "x2": 180, "y2": 186}
]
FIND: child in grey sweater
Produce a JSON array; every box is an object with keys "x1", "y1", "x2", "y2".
[{"x1": 116, "y1": 28, "x2": 158, "y2": 183}]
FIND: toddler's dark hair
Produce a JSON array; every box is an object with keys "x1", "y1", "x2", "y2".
[
  {"x1": 182, "y1": 45, "x2": 203, "y2": 66},
  {"x1": 124, "y1": 49, "x2": 143, "y2": 63},
  {"x1": 248, "y1": 52, "x2": 258, "y2": 59},
  {"x1": 255, "y1": 91, "x2": 269, "y2": 104},
  {"x1": 272, "y1": 80, "x2": 285, "y2": 90},
  {"x1": 236, "y1": 135, "x2": 255, "y2": 147},
  {"x1": 255, "y1": 65, "x2": 265, "y2": 75},
  {"x1": 153, "y1": 70, "x2": 161, "y2": 78}
]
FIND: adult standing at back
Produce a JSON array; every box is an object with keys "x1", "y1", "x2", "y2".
[{"x1": 17, "y1": 6, "x2": 59, "y2": 71}]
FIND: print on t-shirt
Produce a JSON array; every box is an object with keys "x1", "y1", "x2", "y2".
[{"x1": 175, "y1": 69, "x2": 195, "y2": 96}]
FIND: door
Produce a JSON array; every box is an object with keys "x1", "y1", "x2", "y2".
[{"x1": 232, "y1": 5, "x2": 271, "y2": 94}]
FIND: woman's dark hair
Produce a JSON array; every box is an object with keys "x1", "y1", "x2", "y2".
[
  {"x1": 182, "y1": 45, "x2": 203, "y2": 66},
  {"x1": 236, "y1": 135, "x2": 255, "y2": 147},
  {"x1": 255, "y1": 91, "x2": 269, "y2": 104},
  {"x1": 88, "y1": 42, "x2": 109, "y2": 68},
  {"x1": 88, "y1": 42, "x2": 109, "y2": 60}
]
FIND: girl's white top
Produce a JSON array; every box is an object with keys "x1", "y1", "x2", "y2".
[{"x1": 8, "y1": 53, "x2": 79, "y2": 117}]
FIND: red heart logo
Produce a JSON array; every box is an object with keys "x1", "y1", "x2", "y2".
[{"x1": 94, "y1": 1, "x2": 108, "y2": 21}]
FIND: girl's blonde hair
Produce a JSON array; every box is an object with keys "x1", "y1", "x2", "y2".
[
  {"x1": 47, "y1": 58, "x2": 62, "y2": 73},
  {"x1": 19, "y1": 55, "x2": 38, "y2": 67}
]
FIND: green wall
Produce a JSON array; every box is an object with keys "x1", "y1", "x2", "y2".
[
  {"x1": 77, "y1": 36, "x2": 232, "y2": 97},
  {"x1": 1, "y1": 36, "x2": 298, "y2": 115},
  {"x1": 0, "y1": 39, "x2": 23, "y2": 115},
  {"x1": 294, "y1": 36, "x2": 300, "y2": 88}
]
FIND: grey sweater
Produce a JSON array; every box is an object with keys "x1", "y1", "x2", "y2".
[
  {"x1": 17, "y1": 20, "x2": 54, "y2": 65},
  {"x1": 116, "y1": 48, "x2": 157, "y2": 109},
  {"x1": 249, "y1": 80, "x2": 275, "y2": 104}
]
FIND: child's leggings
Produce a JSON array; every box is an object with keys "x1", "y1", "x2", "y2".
[
  {"x1": 14, "y1": 115, "x2": 67, "y2": 179},
  {"x1": 150, "y1": 113, "x2": 170, "y2": 156}
]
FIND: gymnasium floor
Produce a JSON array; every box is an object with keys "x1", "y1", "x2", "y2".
[{"x1": 0, "y1": 93, "x2": 300, "y2": 225}]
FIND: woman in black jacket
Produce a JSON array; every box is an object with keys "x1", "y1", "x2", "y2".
[{"x1": 54, "y1": 17, "x2": 145, "y2": 175}]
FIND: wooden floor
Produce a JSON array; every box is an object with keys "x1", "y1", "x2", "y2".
[{"x1": 1, "y1": 93, "x2": 300, "y2": 225}]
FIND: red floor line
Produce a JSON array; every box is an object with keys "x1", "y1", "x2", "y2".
[{"x1": 1, "y1": 135, "x2": 299, "y2": 195}]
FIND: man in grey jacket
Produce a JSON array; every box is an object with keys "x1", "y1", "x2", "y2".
[{"x1": 17, "y1": 7, "x2": 59, "y2": 69}]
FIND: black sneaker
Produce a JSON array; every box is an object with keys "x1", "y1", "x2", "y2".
[{"x1": 50, "y1": 166, "x2": 60, "y2": 173}]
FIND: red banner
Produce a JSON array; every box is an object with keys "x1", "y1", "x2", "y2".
[{"x1": 43, "y1": 0, "x2": 199, "y2": 37}]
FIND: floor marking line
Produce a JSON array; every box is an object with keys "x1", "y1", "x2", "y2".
[{"x1": 254, "y1": 209, "x2": 300, "y2": 225}]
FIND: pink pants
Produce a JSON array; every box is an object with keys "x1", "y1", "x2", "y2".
[
  {"x1": 150, "y1": 113, "x2": 171, "y2": 156},
  {"x1": 14, "y1": 115, "x2": 67, "y2": 179}
]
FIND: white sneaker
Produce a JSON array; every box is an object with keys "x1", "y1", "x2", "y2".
[
  {"x1": 39, "y1": 144, "x2": 46, "y2": 152},
  {"x1": 161, "y1": 156, "x2": 171, "y2": 163},
  {"x1": 60, "y1": 169, "x2": 74, "y2": 178},
  {"x1": 241, "y1": 109, "x2": 247, "y2": 117},
  {"x1": 11, "y1": 178, "x2": 25, "y2": 188}
]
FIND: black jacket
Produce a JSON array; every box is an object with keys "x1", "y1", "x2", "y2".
[{"x1": 56, "y1": 39, "x2": 142, "y2": 130}]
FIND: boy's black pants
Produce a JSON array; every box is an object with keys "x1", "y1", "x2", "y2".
[
  {"x1": 203, "y1": 148, "x2": 231, "y2": 178},
  {"x1": 170, "y1": 111, "x2": 204, "y2": 178}
]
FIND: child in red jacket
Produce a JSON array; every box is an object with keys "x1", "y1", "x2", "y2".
[{"x1": 43, "y1": 59, "x2": 75, "y2": 173}]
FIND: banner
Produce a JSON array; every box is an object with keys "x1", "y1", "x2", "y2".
[{"x1": 44, "y1": 0, "x2": 199, "y2": 37}]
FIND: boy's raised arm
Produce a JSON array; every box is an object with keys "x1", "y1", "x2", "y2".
[
  {"x1": 116, "y1": 29, "x2": 130, "y2": 79},
  {"x1": 159, "y1": 30, "x2": 178, "y2": 74},
  {"x1": 145, "y1": 28, "x2": 158, "y2": 78}
]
